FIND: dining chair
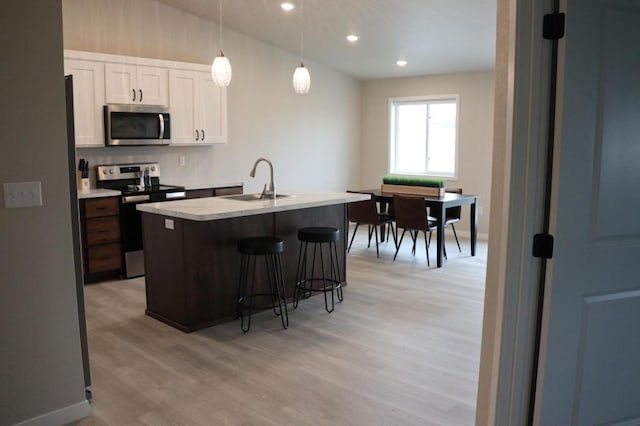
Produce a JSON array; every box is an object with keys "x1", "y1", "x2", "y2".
[
  {"x1": 346, "y1": 191, "x2": 396, "y2": 258},
  {"x1": 392, "y1": 194, "x2": 438, "y2": 265},
  {"x1": 429, "y1": 188, "x2": 463, "y2": 253}
]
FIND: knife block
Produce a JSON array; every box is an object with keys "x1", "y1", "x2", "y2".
[{"x1": 77, "y1": 171, "x2": 90, "y2": 194}]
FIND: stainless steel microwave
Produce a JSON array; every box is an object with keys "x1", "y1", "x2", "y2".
[{"x1": 104, "y1": 105, "x2": 171, "y2": 146}]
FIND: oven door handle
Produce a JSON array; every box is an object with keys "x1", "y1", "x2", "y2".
[
  {"x1": 165, "y1": 191, "x2": 186, "y2": 200},
  {"x1": 122, "y1": 194, "x2": 150, "y2": 204}
]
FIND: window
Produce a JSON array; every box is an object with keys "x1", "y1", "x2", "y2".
[{"x1": 389, "y1": 96, "x2": 458, "y2": 178}]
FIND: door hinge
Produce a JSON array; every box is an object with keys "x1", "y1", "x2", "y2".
[
  {"x1": 532, "y1": 233, "x2": 554, "y2": 259},
  {"x1": 542, "y1": 13, "x2": 564, "y2": 40},
  {"x1": 543, "y1": 13, "x2": 565, "y2": 40}
]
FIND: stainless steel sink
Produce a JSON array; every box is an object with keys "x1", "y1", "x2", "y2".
[{"x1": 224, "y1": 193, "x2": 293, "y2": 201}]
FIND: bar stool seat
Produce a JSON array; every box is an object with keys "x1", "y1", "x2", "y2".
[
  {"x1": 294, "y1": 227, "x2": 343, "y2": 313},
  {"x1": 237, "y1": 236, "x2": 288, "y2": 332}
]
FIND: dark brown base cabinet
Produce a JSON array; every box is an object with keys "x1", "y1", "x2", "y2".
[
  {"x1": 79, "y1": 186, "x2": 242, "y2": 285},
  {"x1": 141, "y1": 204, "x2": 348, "y2": 332},
  {"x1": 80, "y1": 197, "x2": 123, "y2": 284}
]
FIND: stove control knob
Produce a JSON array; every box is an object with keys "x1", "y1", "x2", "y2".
[
  {"x1": 150, "y1": 166, "x2": 156, "y2": 172},
  {"x1": 108, "y1": 168, "x2": 114, "y2": 174}
]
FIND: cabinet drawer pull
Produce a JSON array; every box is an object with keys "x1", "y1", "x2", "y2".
[
  {"x1": 96, "y1": 207, "x2": 108, "y2": 211},
  {"x1": 97, "y1": 229, "x2": 110, "y2": 233},
  {"x1": 98, "y1": 256, "x2": 112, "y2": 261},
  {"x1": 139, "y1": 89, "x2": 143, "y2": 102},
  {"x1": 201, "y1": 129, "x2": 205, "y2": 141},
  {"x1": 195, "y1": 129, "x2": 200, "y2": 141},
  {"x1": 132, "y1": 89, "x2": 136, "y2": 102}
]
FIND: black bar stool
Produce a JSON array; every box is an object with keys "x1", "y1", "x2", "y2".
[
  {"x1": 293, "y1": 227, "x2": 343, "y2": 313},
  {"x1": 237, "y1": 236, "x2": 288, "y2": 332}
]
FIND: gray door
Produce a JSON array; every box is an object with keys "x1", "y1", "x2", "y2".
[{"x1": 535, "y1": 0, "x2": 640, "y2": 424}]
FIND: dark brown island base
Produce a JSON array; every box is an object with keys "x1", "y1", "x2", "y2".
[{"x1": 138, "y1": 192, "x2": 369, "y2": 332}]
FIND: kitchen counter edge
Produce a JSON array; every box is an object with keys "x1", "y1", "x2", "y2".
[
  {"x1": 136, "y1": 191, "x2": 370, "y2": 221},
  {"x1": 78, "y1": 189, "x2": 121, "y2": 199}
]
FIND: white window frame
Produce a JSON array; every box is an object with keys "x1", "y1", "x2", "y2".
[{"x1": 388, "y1": 95, "x2": 460, "y2": 180}]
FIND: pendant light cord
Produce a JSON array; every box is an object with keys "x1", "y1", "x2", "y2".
[
  {"x1": 219, "y1": 0, "x2": 223, "y2": 53},
  {"x1": 299, "y1": 0, "x2": 304, "y2": 63}
]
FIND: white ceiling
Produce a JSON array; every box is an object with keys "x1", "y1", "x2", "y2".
[{"x1": 155, "y1": 0, "x2": 497, "y2": 80}]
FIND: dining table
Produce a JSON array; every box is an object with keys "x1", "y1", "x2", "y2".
[{"x1": 353, "y1": 189, "x2": 479, "y2": 268}]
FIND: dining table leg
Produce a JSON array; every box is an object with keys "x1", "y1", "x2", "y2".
[
  {"x1": 378, "y1": 200, "x2": 391, "y2": 243},
  {"x1": 470, "y1": 199, "x2": 477, "y2": 256},
  {"x1": 433, "y1": 203, "x2": 445, "y2": 267}
]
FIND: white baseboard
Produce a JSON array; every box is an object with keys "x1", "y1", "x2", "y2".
[
  {"x1": 457, "y1": 230, "x2": 489, "y2": 241},
  {"x1": 14, "y1": 400, "x2": 90, "y2": 426}
]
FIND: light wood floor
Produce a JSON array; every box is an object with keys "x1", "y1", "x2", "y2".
[{"x1": 74, "y1": 228, "x2": 487, "y2": 426}]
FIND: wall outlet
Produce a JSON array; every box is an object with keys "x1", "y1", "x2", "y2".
[
  {"x1": 179, "y1": 156, "x2": 186, "y2": 166},
  {"x1": 164, "y1": 218, "x2": 174, "y2": 230},
  {"x1": 3, "y1": 181, "x2": 43, "y2": 208}
]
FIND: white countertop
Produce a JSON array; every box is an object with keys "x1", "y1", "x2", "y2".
[
  {"x1": 136, "y1": 191, "x2": 370, "y2": 221},
  {"x1": 78, "y1": 182, "x2": 244, "y2": 199},
  {"x1": 78, "y1": 188, "x2": 121, "y2": 199}
]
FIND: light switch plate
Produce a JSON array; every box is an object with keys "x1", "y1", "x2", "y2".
[{"x1": 3, "y1": 181, "x2": 43, "y2": 208}]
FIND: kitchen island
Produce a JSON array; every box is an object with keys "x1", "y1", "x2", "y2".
[{"x1": 137, "y1": 191, "x2": 369, "y2": 332}]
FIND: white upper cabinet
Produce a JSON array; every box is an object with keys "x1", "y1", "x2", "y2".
[
  {"x1": 64, "y1": 50, "x2": 227, "y2": 148},
  {"x1": 105, "y1": 63, "x2": 168, "y2": 106},
  {"x1": 198, "y1": 72, "x2": 227, "y2": 144},
  {"x1": 169, "y1": 70, "x2": 227, "y2": 145},
  {"x1": 168, "y1": 70, "x2": 198, "y2": 144},
  {"x1": 64, "y1": 59, "x2": 105, "y2": 148}
]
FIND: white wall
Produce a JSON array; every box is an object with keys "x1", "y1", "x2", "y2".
[
  {"x1": 0, "y1": 1, "x2": 89, "y2": 424},
  {"x1": 360, "y1": 72, "x2": 495, "y2": 235},
  {"x1": 62, "y1": 0, "x2": 361, "y2": 193}
]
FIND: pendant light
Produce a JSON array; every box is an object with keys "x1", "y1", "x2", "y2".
[
  {"x1": 292, "y1": 0, "x2": 310, "y2": 94},
  {"x1": 211, "y1": 0, "x2": 232, "y2": 87}
]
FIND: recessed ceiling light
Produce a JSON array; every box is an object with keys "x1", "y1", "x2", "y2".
[
  {"x1": 346, "y1": 34, "x2": 360, "y2": 43},
  {"x1": 396, "y1": 59, "x2": 408, "y2": 67},
  {"x1": 280, "y1": 2, "x2": 295, "y2": 11}
]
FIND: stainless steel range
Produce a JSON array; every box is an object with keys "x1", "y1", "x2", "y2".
[{"x1": 96, "y1": 162, "x2": 185, "y2": 278}]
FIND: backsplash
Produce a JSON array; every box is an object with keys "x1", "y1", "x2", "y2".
[{"x1": 77, "y1": 145, "x2": 241, "y2": 188}]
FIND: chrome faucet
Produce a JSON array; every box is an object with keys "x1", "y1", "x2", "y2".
[{"x1": 249, "y1": 158, "x2": 275, "y2": 199}]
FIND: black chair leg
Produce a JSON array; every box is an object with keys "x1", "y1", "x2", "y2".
[
  {"x1": 330, "y1": 240, "x2": 344, "y2": 302},
  {"x1": 239, "y1": 255, "x2": 257, "y2": 333},
  {"x1": 317, "y1": 243, "x2": 335, "y2": 313},
  {"x1": 423, "y1": 231, "x2": 430, "y2": 266},
  {"x1": 374, "y1": 226, "x2": 380, "y2": 258},
  {"x1": 410, "y1": 230, "x2": 417, "y2": 255},
  {"x1": 347, "y1": 223, "x2": 359, "y2": 252},
  {"x1": 451, "y1": 224, "x2": 461, "y2": 252},
  {"x1": 386, "y1": 222, "x2": 397, "y2": 248},
  {"x1": 274, "y1": 253, "x2": 289, "y2": 328},
  {"x1": 294, "y1": 241, "x2": 312, "y2": 308},
  {"x1": 393, "y1": 229, "x2": 406, "y2": 261},
  {"x1": 391, "y1": 222, "x2": 397, "y2": 247}
]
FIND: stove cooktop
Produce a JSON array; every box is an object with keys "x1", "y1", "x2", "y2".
[
  {"x1": 119, "y1": 184, "x2": 185, "y2": 196},
  {"x1": 96, "y1": 163, "x2": 185, "y2": 200}
]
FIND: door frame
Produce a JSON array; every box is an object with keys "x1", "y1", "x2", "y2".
[{"x1": 475, "y1": 0, "x2": 555, "y2": 423}]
